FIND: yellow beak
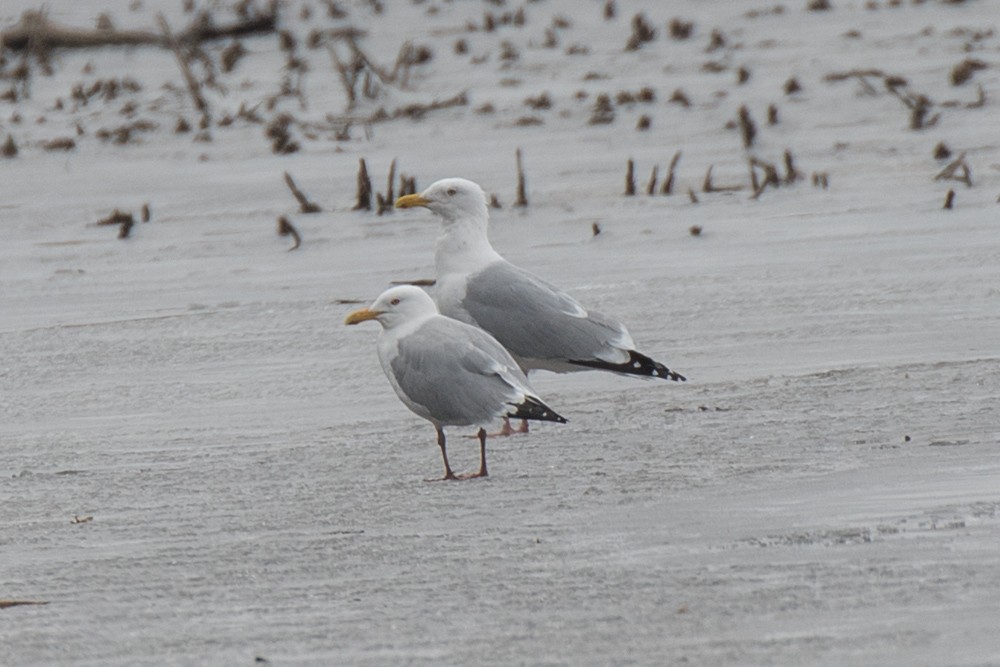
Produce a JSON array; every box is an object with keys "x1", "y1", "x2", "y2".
[
  {"x1": 344, "y1": 307, "x2": 381, "y2": 325},
  {"x1": 395, "y1": 193, "x2": 431, "y2": 209}
]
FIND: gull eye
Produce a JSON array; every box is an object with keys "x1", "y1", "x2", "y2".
[
  {"x1": 446, "y1": 187, "x2": 457, "y2": 196},
  {"x1": 390, "y1": 298, "x2": 401, "y2": 306}
]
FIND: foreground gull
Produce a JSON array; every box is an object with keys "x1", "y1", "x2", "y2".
[
  {"x1": 396, "y1": 178, "x2": 686, "y2": 432},
  {"x1": 345, "y1": 285, "x2": 567, "y2": 480}
]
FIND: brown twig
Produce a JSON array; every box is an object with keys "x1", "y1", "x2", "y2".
[
  {"x1": 366, "y1": 92, "x2": 469, "y2": 123},
  {"x1": 265, "y1": 114, "x2": 300, "y2": 154},
  {"x1": 943, "y1": 189, "x2": 955, "y2": 210},
  {"x1": 738, "y1": 105, "x2": 756, "y2": 149},
  {"x1": 783, "y1": 150, "x2": 802, "y2": 184},
  {"x1": 934, "y1": 152, "x2": 972, "y2": 188},
  {"x1": 42, "y1": 137, "x2": 75, "y2": 151},
  {"x1": 625, "y1": 13, "x2": 656, "y2": 51},
  {"x1": 625, "y1": 158, "x2": 636, "y2": 196},
  {"x1": 398, "y1": 174, "x2": 418, "y2": 197},
  {"x1": 823, "y1": 68, "x2": 887, "y2": 84},
  {"x1": 703, "y1": 165, "x2": 743, "y2": 193},
  {"x1": 515, "y1": 148, "x2": 528, "y2": 207},
  {"x1": 326, "y1": 43, "x2": 359, "y2": 107},
  {"x1": 589, "y1": 94, "x2": 615, "y2": 125},
  {"x1": 277, "y1": 215, "x2": 302, "y2": 250},
  {"x1": 390, "y1": 278, "x2": 437, "y2": 287},
  {"x1": 385, "y1": 158, "x2": 397, "y2": 205},
  {"x1": 669, "y1": 89, "x2": 691, "y2": 107},
  {"x1": 0, "y1": 600, "x2": 49, "y2": 609},
  {"x1": 749, "y1": 157, "x2": 780, "y2": 199},
  {"x1": 646, "y1": 165, "x2": 658, "y2": 195},
  {"x1": 767, "y1": 104, "x2": 779, "y2": 125},
  {"x1": 904, "y1": 93, "x2": 937, "y2": 130},
  {"x1": 284, "y1": 172, "x2": 322, "y2": 213},
  {"x1": 661, "y1": 150, "x2": 681, "y2": 194},
  {"x1": 826, "y1": 69, "x2": 941, "y2": 130},
  {"x1": 966, "y1": 84, "x2": 986, "y2": 109},
  {"x1": 354, "y1": 158, "x2": 372, "y2": 210},
  {"x1": 950, "y1": 58, "x2": 987, "y2": 87},
  {"x1": 157, "y1": 14, "x2": 211, "y2": 130},
  {"x1": 97, "y1": 209, "x2": 135, "y2": 239},
  {"x1": 375, "y1": 159, "x2": 398, "y2": 215},
  {"x1": 319, "y1": 30, "x2": 431, "y2": 111},
  {"x1": 1, "y1": 135, "x2": 17, "y2": 158},
  {"x1": 933, "y1": 142, "x2": 952, "y2": 160},
  {"x1": 1, "y1": 6, "x2": 275, "y2": 51}
]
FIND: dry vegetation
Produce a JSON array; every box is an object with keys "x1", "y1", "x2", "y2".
[{"x1": 0, "y1": 0, "x2": 994, "y2": 230}]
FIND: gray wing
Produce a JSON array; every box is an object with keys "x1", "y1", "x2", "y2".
[
  {"x1": 389, "y1": 317, "x2": 529, "y2": 427},
  {"x1": 459, "y1": 261, "x2": 633, "y2": 367}
]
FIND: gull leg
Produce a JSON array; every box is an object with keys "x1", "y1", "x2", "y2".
[
  {"x1": 473, "y1": 417, "x2": 527, "y2": 438},
  {"x1": 427, "y1": 426, "x2": 458, "y2": 482},
  {"x1": 458, "y1": 428, "x2": 489, "y2": 479}
]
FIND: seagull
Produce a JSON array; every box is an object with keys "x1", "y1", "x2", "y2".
[
  {"x1": 396, "y1": 178, "x2": 685, "y2": 433},
  {"x1": 345, "y1": 285, "x2": 567, "y2": 480}
]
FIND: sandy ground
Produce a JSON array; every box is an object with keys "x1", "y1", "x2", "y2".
[{"x1": 2, "y1": 1, "x2": 999, "y2": 665}]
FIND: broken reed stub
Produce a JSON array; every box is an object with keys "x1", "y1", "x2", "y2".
[
  {"x1": 661, "y1": 150, "x2": 682, "y2": 195},
  {"x1": 284, "y1": 171, "x2": 322, "y2": 213},
  {"x1": 97, "y1": 208, "x2": 135, "y2": 239},
  {"x1": 738, "y1": 105, "x2": 756, "y2": 149},
  {"x1": 515, "y1": 148, "x2": 528, "y2": 207},
  {"x1": 934, "y1": 153, "x2": 973, "y2": 188},
  {"x1": 277, "y1": 215, "x2": 302, "y2": 251},
  {"x1": 354, "y1": 158, "x2": 373, "y2": 211}
]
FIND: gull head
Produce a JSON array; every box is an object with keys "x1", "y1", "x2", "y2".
[
  {"x1": 395, "y1": 178, "x2": 489, "y2": 225},
  {"x1": 345, "y1": 285, "x2": 438, "y2": 329}
]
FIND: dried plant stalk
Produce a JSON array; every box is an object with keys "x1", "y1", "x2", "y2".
[{"x1": 515, "y1": 148, "x2": 528, "y2": 207}]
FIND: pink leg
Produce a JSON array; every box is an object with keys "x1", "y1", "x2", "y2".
[
  {"x1": 472, "y1": 417, "x2": 530, "y2": 438},
  {"x1": 426, "y1": 426, "x2": 459, "y2": 482},
  {"x1": 458, "y1": 428, "x2": 489, "y2": 479}
]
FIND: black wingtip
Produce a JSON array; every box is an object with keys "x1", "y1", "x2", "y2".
[
  {"x1": 507, "y1": 396, "x2": 568, "y2": 424},
  {"x1": 570, "y1": 350, "x2": 686, "y2": 382}
]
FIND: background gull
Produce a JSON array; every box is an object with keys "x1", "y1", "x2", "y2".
[
  {"x1": 345, "y1": 285, "x2": 567, "y2": 480},
  {"x1": 396, "y1": 178, "x2": 686, "y2": 432}
]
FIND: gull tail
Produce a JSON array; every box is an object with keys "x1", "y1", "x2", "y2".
[
  {"x1": 569, "y1": 350, "x2": 687, "y2": 382},
  {"x1": 507, "y1": 396, "x2": 568, "y2": 424}
]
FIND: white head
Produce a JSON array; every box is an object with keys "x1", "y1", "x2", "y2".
[
  {"x1": 344, "y1": 285, "x2": 438, "y2": 330},
  {"x1": 395, "y1": 178, "x2": 490, "y2": 228}
]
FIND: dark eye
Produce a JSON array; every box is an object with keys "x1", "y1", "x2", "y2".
[
  {"x1": 390, "y1": 298, "x2": 401, "y2": 305},
  {"x1": 446, "y1": 187, "x2": 457, "y2": 196}
]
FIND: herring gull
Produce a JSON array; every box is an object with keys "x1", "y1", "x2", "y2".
[
  {"x1": 395, "y1": 178, "x2": 686, "y2": 430},
  {"x1": 345, "y1": 285, "x2": 567, "y2": 480}
]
